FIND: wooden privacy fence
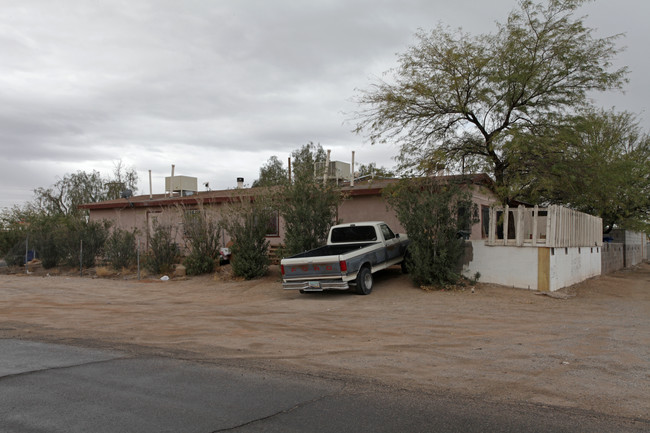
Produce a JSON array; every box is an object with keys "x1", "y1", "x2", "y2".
[{"x1": 487, "y1": 205, "x2": 602, "y2": 248}]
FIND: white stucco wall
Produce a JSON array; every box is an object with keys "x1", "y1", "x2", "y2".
[
  {"x1": 463, "y1": 241, "x2": 539, "y2": 290},
  {"x1": 548, "y1": 246, "x2": 601, "y2": 291},
  {"x1": 463, "y1": 241, "x2": 602, "y2": 292}
]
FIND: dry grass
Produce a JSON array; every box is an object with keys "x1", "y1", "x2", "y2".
[{"x1": 95, "y1": 267, "x2": 117, "y2": 278}]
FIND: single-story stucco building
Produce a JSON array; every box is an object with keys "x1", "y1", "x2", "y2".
[
  {"x1": 80, "y1": 172, "x2": 622, "y2": 292},
  {"x1": 79, "y1": 173, "x2": 498, "y2": 251}
]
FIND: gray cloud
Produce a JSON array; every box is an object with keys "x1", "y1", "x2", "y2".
[{"x1": 0, "y1": 0, "x2": 647, "y2": 209}]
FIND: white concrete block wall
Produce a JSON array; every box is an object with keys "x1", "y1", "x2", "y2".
[
  {"x1": 463, "y1": 241, "x2": 602, "y2": 292},
  {"x1": 463, "y1": 241, "x2": 539, "y2": 290},
  {"x1": 548, "y1": 246, "x2": 601, "y2": 291}
]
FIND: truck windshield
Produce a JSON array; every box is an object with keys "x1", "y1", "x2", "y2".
[{"x1": 330, "y1": 226, "x2": 377, "y2": 243}]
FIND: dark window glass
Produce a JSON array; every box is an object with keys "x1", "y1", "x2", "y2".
[{"x1": 331, "y1": 226, "x2": 377, "y2": 243}]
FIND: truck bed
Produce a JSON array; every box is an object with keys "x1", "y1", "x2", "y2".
[{"x1": 289, "y1": 243, "x2": 377, "y2": 259}]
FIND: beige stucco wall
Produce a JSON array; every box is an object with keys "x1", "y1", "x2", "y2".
[
  {"x1": 337, "y1": 184, "x2": 497, "y2": 241},
  {"x1": 88, "y1": 182, "x2": 498, "y2": 251},
  {"x1": 90, "y1": 202, "x2": 282, "y2": 252},
  {"x1": 337, "y1": 195, "x2": 405, "y2": 233}
]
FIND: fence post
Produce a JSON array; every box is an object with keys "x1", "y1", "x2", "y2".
[
  {"x1": 532, "y1": 205, "x2": 539, "y2": 245},
  {"x1": 137, "y1": 240, "x2": 141, "y2": 280},
  {"x1": 503, "y1": 205, "x2": 509, "y2": 245},
  {"x1": 25, "y1": 236, "x2": 29, "y2": 274},
  {"x1": 79, "y1": 239, "x2": 83, "y2": 277},
  {"x1": 516, "y1": 205, "x2": 525, "y2": 246}
]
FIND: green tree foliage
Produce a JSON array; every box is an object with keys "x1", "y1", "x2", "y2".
[
  {"x1": 22, "y1": 214, "x2": 65, "y2": 269},
  {"x1": 516, "y1": 108, "x2": 650, "y2": 232},
  {"x1": 0, "y1": 162, "x2": 136, "y2": 268},
  {"x1": 32, "y1": 162, "x2": 138, "y2": 217},
  {"x1": 33, "y1": 171, "x2": 106, "y2": 217},
  {"x1": 222, "y1": 193, "x2": 274, "y2": 280},
  {"x1": 252, "y1": 156, "x2": 288, "y2": 188},
  {"x1": 356, "y1": 162, "x2": 395, "y2": 180},
  {"x1": 145, "y1": 222, "x2": 179, "y2": 275},
  {"x1": 290, "y1": 142, "x2": 327, "y2": 180},
  {"x1": 0, "y1": 232, "x2": 25, "y2": 265},
  {"x1": 2, "y1": 212, "x2": 109, "y2": 269},
  {"x1": 182, "y1": 205, "x2": 222, "y2": 275},
  {"x1": 59, "y1": 218, "x2": 110, "y2": 268},
  {"x1": 105, "y1": 228, "x2": 138, "y2": 270},
  {"x1": 281, "y1": 143, "x2": 341, "y2": 256},
  {"x1": 355, "y1": 0, "x2": 627, "y2": 200},
  {"x1": 385, "y1": 177, "x2": 477, "y2": 287},
  {"x1": 0, "y1": 205, "x2": 34, "y2": 260}
]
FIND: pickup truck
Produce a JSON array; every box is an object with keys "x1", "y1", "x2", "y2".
[{"x1": 280, "y1": 221, "x2": 409, "y2": 295}]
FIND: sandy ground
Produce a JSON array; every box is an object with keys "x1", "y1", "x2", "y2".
[{"x1": 1, "y1": 262, "x2": 648, "y2": 421}]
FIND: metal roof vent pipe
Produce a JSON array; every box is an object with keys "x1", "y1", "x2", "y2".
[{"x1": 237, "y1": 177, "x2": 244, "y2": 188}]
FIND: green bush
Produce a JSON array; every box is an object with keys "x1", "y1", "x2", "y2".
[
  {"x1": 181, "y1": 208, "x2": 221, "y2": 275},
  {"x1": 59, "y1": 218, "x2": 109, "y2": 268},
  {"x1": 0, "y1": 228, "x2": 23, "y2": 261},
  {"x1": 222, "y1": 194, "x2": 273, "y2": 280},
  {"x1": 386, "y1": 177, "x2": 478, "y2": 287},
  {"x1": 145, "y1": 222, "x2": 179, "y2": 275},
  {"x1": 183, "y1": 253, "x2": 216, "y2": 276},
  {"x1": 26, "y1": 214, "x2": 66, "y2": 269},
  {"x1": 105, "y1": 228, "x2": 137, "y2": 270},
  {"x1": 4, "y1": 239, "x2": 29, "y2": 266},
  {"x1": 280, "y1": 143, "x2": 340, "y2": 256},
  {"x1": 229, "y1": 227, "x2": 269, "y2": 280}
]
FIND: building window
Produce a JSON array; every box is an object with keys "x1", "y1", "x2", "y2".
[{"x1": 265, "y1": 211, "x2": 280, "y2": 237}]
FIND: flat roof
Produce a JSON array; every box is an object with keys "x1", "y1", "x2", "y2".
[{"x1": 79, "y1": 174, "x2": 493, "y2": 211}]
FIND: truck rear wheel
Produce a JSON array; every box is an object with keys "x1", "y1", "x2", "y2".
[
  {"x1": 400, "y1": 250, "x2": 411, "y2": 274},
  {"x1": 355, "y1": 266, "x2": 373, "y2": 295}
]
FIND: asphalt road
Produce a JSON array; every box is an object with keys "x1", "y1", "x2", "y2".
[{"x1": 0, "y1": 339, "x2": 647, "y2": 433}]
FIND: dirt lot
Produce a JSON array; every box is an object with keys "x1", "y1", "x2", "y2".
[{"x1": 1, "y1": 263, "x2": 648, "y2": 421}]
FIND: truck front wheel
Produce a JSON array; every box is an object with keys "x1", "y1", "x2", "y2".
[{"x1": 355, "y1": 266, "x2": 373, "y2": 295}]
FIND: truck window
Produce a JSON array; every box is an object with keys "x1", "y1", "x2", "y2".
[
  {"x1": 380, "y1": 224, "x2": 395, "y2": 240},
  {"x1": 331, "y1": 226, "x2": 378, "y2": 243}
]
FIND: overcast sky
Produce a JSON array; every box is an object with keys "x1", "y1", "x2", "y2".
[{"x1": 1, "y1": 0, "x2": 647, "y2": 209}]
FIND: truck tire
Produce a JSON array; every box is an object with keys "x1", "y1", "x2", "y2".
[
  {"x1": 355, "y1": 266, "x2": 373, "y2": 295},
  {"x1": 400, "y1": 250, "x2": 410, "y2": 274}
]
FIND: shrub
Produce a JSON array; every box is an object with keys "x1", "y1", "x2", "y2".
[
  {"x1": 145, "y1": 222, "x2": 179, "y2": 275},
  {"x1": 59, "y1": 218, "x2": 109, "y2": 268},
  {"x1": 183, "y1": 253, "x2": 216, "y2": 276},
  {"x1": 280, "y1": 143, "x2": 341, "y2": 256},
  {"x1": 385, "y1": 177, "x2": 478, "y2": 287},
  {"x1": 26, "y1": 214, "x2": 67, "y2": 269},
  {"x1": 181, "y1": 206, "x2": 222, "y2": 275},
  {"x1": 229, "y1": 226, "x2": 269, "y2": 280},
  {"x1": 4, "y1": 239, "x2": 29, "y2": 266},
  {"x1": 105, "y1": 228, "x2": 137, "y2": 270},
  {"x1": 0, "y1": 228, "x2": 23, "y2": 262},
  {"x1": 222, "y1": 194, "x2": 273, "y2": 280}
]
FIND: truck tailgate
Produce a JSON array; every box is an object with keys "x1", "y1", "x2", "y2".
[{"x1": 282, "y1": 260, "x2": 342, "y2": 280}]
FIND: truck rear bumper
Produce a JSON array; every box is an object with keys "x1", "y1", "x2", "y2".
[{"x1": 282, "y1": 280, "x2": 350, "y2": 291}]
